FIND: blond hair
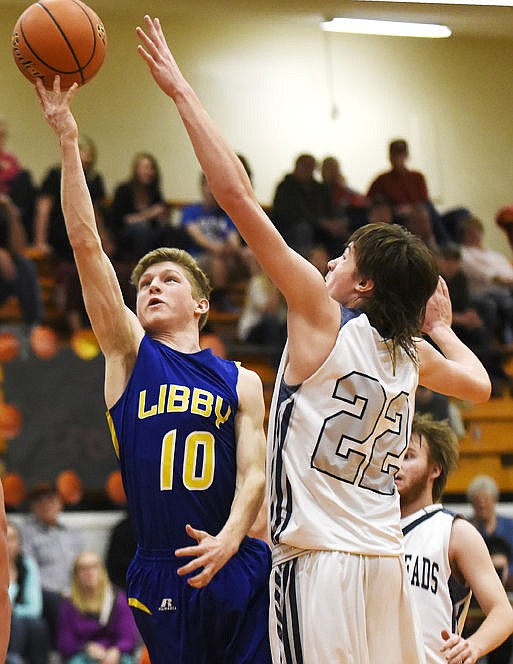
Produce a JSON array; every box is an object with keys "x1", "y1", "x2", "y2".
[
  {"x1": 131, "y1": 247, "x2": 212, "y2": 331},
  {"x1": 70, "y1": 551, "x2": 110, "y2": 615}
]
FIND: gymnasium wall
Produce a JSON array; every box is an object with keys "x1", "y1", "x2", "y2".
[{"x1": 0, "y1": 6, "x2": 512, "y2": 256}]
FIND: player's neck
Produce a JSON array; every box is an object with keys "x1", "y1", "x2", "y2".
[
  {"x1": 153, "y1": 327, "x2": 202, "y2": 354},
  {"x1": 400, "y1": 494, "x2": 433, "y2": 518}
]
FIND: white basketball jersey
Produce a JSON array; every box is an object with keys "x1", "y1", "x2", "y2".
[
  {"x1": 401, "y1": 505, "x2": 471, "y2": 664},
  {"x1": 268, "y1": 307, "x2": 418, "y2": 561}
]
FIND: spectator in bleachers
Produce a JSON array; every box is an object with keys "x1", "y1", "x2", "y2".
[
  {"x1": 403, "y1": 202, "x2": 440, "y2": 253},
  {"x1": 485, "y1": 536, "x2": 513, "y2": 664},
  {"x1": 0, "y1": 192, "x2": 44, "y2": 335},
  {"x1": 20, "y1": 484, "x2": 84, "y2": 648},
  {"x1": 414, "y1": 385, "x2": 450, "y2": 421},
  {"x1": 271, "y1": 153, "x2": 337, "y2": 257},
  {"x1": 459, "y1": 214, "x2": 513, "y2": 347},
  {"x1": 436, "y1": 243, "x2": 511, "y2": 397},
  {"x1": 6, "y1": 521, "x2": 50, "y2": 664},
  {"x1": 35, "y1": 136, "x2": 106, "y2": 261},
  {"x1": 57, "y1": 550, "x2": 139, "y2": 664},
  {"x1": 367, "y1": 139, "x2": 449, "y2": 246},
  {"x1": 306, "y1": 244, "x2": 330, "y2": 277},
  {"x1": 321, "y1": 156, "x2": 369, "y2": 233},
  {"x1": 105, "y1": 510, "x2": 136, "y2": 592},
  {"x1": 108, "y1": 152, "x2": 183, "y2": 263},
  {"x1": 467, "y1": 475, "x2": 513, "y2": 589},
  {"x1": 34, "y1": 136, "x2": 107, "y2": 333},
  {"x1": 0, "y1": 119, "x2": 38, "y2": 243},
  {"x1": 0, "y1": 120, "x2": 21, "y2": 196},
  {"x1": 236, "y1": 250, "x2": 286, "y2": 362},
  {"x1": 180, "y1": 172, "x2": 248, "y2": 311},
  {"x1": 365, "y1": 197, "x2": 394, "y2": 226}
]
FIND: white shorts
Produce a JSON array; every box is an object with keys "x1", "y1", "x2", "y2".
[{"x1": 269, "y1": 549, "x2": 426, "y2": 664}]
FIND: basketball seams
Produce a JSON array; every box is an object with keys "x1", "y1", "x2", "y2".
[
  {"x1": 18, "y1": 18, "x2": 83, "y2": 80},
  {"x1": 36, "y1": 1, "x2": 89, "y2": 82}
]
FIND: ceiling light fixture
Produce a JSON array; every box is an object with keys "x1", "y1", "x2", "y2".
[{"x1": 320, "y1": 17, "x2": 452, "y2": 37}]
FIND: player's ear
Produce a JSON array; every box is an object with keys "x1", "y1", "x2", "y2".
[
  {"x1": 355, "y1": 277, "x2": 374, "y2": 296},
  {"x1": 195, "y1": 298, "x2": 209, "y2": 315},
  {"x1": 431, "y1": 463, "x2": 442, "y2": 481}
]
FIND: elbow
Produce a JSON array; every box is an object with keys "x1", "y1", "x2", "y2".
[{"x1": 470, "y1": 377, "x2": 493, "y2": 404}]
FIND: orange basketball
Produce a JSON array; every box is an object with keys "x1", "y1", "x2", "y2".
[
  {"x1": 11, "y1": 0, "x2": 107, "y2": 90},
  {"x1": 2, "y1": 472, "x2": 26, "y2": 508},
  {"x1": 0, "y1": 403, "x2": 22, "y2": 439},
  {"x1": 0, "y1": 332, "x2": 19, "y2": 363},
  {"x1": 30, "y1": 325, "x2": 59, "y2": 360},
  {"x1": 56, "y1": 469, "x2": 83, "y2": 505},
  {"x1": 106, "y1": 470, "x2": 126, "y2": 505}
]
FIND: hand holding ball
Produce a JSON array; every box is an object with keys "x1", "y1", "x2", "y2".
[{"x1": 12, "y1": 0, "x2": 107, "y2": 89}]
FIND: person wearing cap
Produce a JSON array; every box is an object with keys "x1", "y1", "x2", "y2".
[{"x1": 20, "y1": 484, "x2": 84, "y2": 647}]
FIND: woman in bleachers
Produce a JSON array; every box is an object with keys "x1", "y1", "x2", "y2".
[{"x1": 56, "y1": 550, "x2": 139, "y2": 664}]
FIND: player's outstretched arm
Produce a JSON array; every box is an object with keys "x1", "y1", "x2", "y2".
[
  {"x1": 440, "y1": 519, "x2": 513, "y2": 664},
  {"x1": 0, "y1": 482, "x2": 11, "y2": 664},
  {"x1": 135, "y1": 16, "x2": 331, "y2": 319},
  {"x1": 35, "y1": 79, "x2": 142, "y2": 391},
  {"x1": 417, "y1": 277, "x2": 491, "y2": 403},
  {"x1": 175, "y1": 367, "x2": 267, "y2": 587}
]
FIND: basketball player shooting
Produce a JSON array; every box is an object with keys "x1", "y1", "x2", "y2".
[
  {"x1": 135, "y1": 15, "x2": 491, "y2": 664},
  {"x1": 34, "y1": 75, "x2": 272, "y2": 664}
]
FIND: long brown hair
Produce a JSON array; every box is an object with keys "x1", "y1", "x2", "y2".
[{"x1": 350, "y1": 222, "x2": 439, "y2": 364}]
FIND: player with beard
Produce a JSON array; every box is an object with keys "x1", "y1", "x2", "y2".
[{"x1": 397, "y1": 413, "x2": 513, "y2": 664}]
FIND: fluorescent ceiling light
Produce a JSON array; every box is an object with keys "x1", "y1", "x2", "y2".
[
  {"x1": 320, "y1": 17, "x2": 452, "y2": 37},
  {"x1": 358, "y1": 0, "x2": 513, "y2": 4}
]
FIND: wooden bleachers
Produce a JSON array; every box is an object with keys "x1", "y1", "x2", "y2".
[{"x1": 445, "y1": 395, "x2": 513, "y2": 496}]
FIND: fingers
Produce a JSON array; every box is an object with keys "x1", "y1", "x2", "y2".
[
  {"x1": 185, "y1": 524, "x2": 208, "y2": 541},
  {"x1": 177, "y1": 558, "x2": 215, "y2": 587}
]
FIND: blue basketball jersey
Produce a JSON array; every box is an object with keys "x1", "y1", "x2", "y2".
[{"x1": 107, "y1": 335, "x2": 240, "y2": 551}]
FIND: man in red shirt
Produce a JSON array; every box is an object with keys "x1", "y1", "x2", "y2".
[{"x1": 367, "y1": 139, "x2": 428, "y2": 219}]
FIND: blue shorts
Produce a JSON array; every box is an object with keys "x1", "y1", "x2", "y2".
[{"x1": 127, "y1": 537, "x2": 272, "y2": 664}]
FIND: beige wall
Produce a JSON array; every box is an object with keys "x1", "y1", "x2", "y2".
[{"x1": 2, "y1": 7, "x2": 512, "y2": 253}]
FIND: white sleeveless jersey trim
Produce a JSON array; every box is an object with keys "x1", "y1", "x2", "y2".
[
  {"x1": 267, "y1": 308, "x2": 418, "y2": 557},
  {"x1": 401, "y1": 505, "x2": 471, "y2": 664}
]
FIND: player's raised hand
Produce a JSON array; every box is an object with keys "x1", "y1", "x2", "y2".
[
  {"x1": 35, "y1": 76, "x2": 79, "y2": 141},
  {"x1": 136, "y1": 16, "x2": 185, "y2": 99},
  {"x1": 175, "y1": 523, "x2": 238, "y2": 588},
  {"x1": 422, "y1": 275, "x2": 453, "y2": 336}
]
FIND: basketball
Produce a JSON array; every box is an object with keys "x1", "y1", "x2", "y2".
[{"x1": 11, "y1": 0, "x2": 107, "y2": 90}]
